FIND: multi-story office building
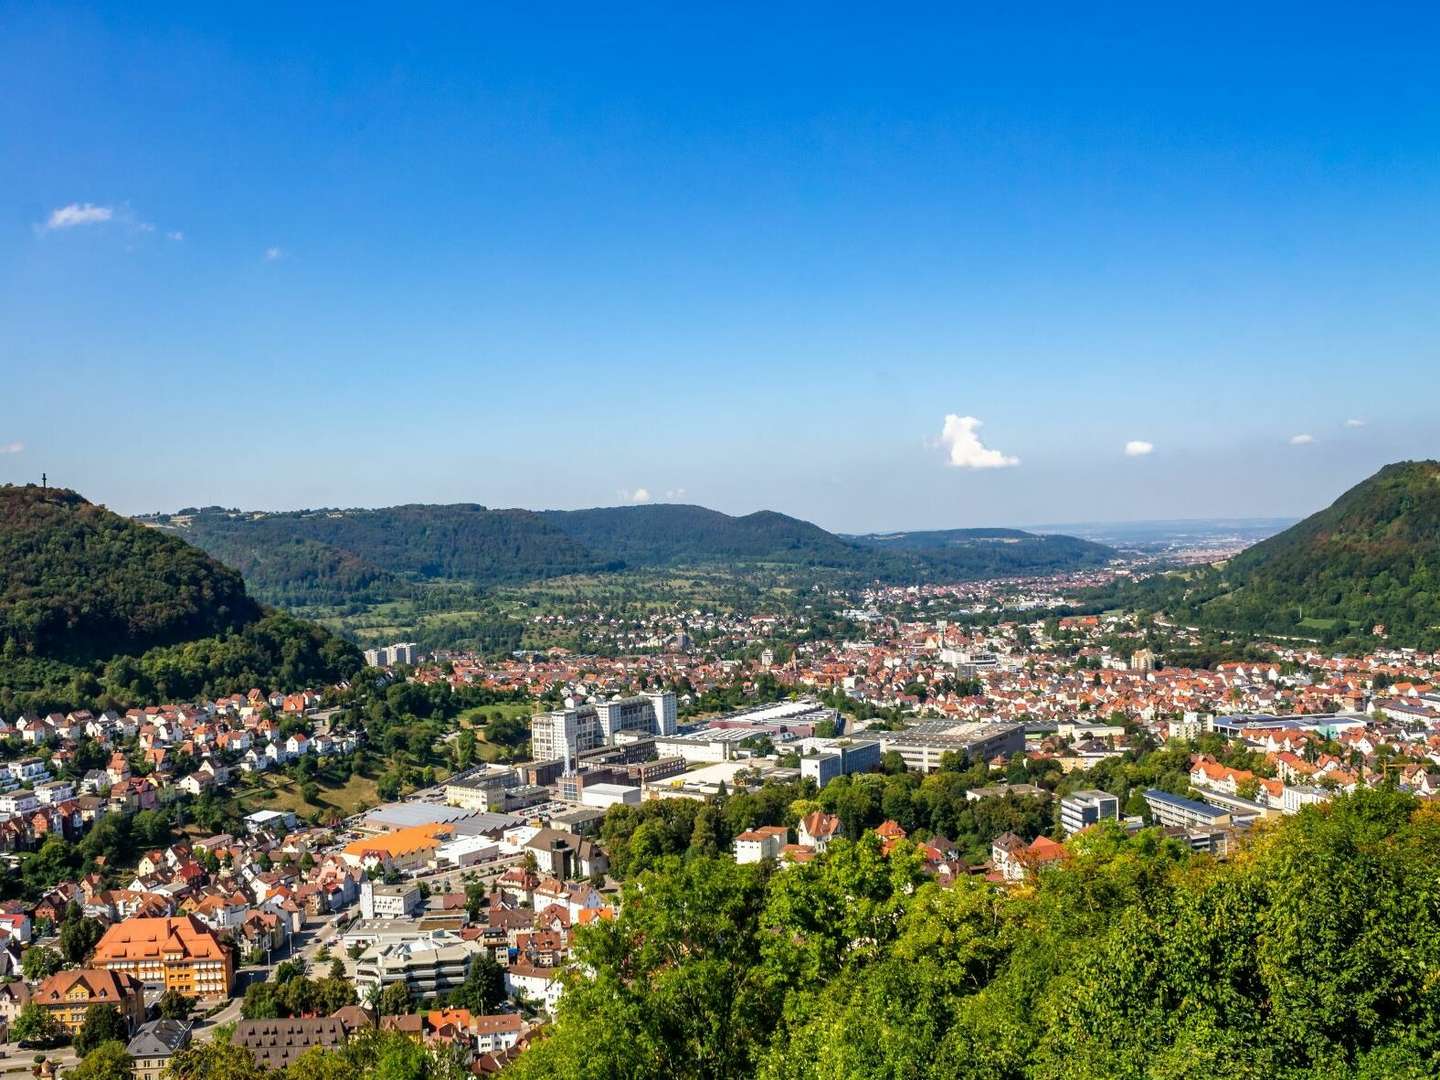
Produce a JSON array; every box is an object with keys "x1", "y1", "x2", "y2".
[
  {"x1": 799, "y1": 738, "x2": 883, "y2": 787},
  {"x1": 355, "y1": 934, "x2": 486, "y2": 999},
  {"x1": 360, "y1": 881, "x2": 423, "y2": 919},
  {"x1": 91, "y1": 915, "x2": 234, "y2": 1000},
  {"x1": 443, "y1": 766, "x2": 520, "y2": 811},
  {"x1": 1143, "y1": 789, "x2": 1232, "y2": 830},
  {"x1": 1060, "y1": 789, "x2": 1121, "y2": 835},
  {"x1": 530, "y1": 692, "x2": 677, "y2": 762}
]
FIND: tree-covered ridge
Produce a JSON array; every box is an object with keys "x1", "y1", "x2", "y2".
[
  {"x1": 542, "y1": 505, "x2": 1113, "y2": 580},
  {"x1": 159, "y1": 503, "x2": 610, "y2": 598},
  {"x1": 148, "y1": 500, "x2": 1114, "y2": 609},
  {"x1": 1, "y1": 485, "x2": 259, "y2": 662},
  {"x1": 512, "y1": 789, "x2": 1440, "y2": 1080},
  {"x1": 1087, "y1": 461, "x2": 1440, "y2": 648},
  {"x1": 0, "y1": 485, "x2": 362, "y2": 713}
]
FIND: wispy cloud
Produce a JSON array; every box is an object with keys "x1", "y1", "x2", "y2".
[
  {"x1": 0, "y1": 441, "x2": 24, "y2": 454},
  {"x1": 937, "y1": 415, "x2": 1018, "y2": 469},
  {"x1": 1124, "y1": 440, "x2": 1154, "y2": 457},
  {"x1": 664, "y1": 488, "x2": 687, "y2": 500},
  {"x1": 44, "y1": 203, "x2": 114, "y2": 230},
  {"x1": 167, "y1": 230, "x2": 184, "y2": 242},
  {"x1": 1344, "y1": 418, "x2": 1366, "y2": 428},
  {"x1": 629, "y1": 488, "x2": 651, "y2": 503},
  {"x1": 1289, "y1": 433, "x2": 1314, "y2": 445},
  {"x1": 264, "y1": 246, "x2": 285, "y2": 261}
]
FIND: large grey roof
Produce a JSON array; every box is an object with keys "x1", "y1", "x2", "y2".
[{"x1": 126, "y1": 1019, "x2": 192, "y2": 1057}]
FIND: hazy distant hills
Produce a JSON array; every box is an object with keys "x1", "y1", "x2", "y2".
[
  {"x1": 1091, "y1": 461, "x2": 1440, "y2": 648},
  {"x1": 0, "y1": 485, "x2": 361, "y2": 711},
  {"x1": 146, "y1": 502, "x2": 1116, "y2": 607}
]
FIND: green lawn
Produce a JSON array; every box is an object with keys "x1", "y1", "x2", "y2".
[{"x1": 236, "y1": 770, "x2": 382, "y2": 818}]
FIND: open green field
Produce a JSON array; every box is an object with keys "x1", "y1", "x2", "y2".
[
  {"x1": 235, "y1": 770, "x2": 381, "y2": 818},
  {"x1": 457, "y1": 701, "x2": 535, "y2": 727}
]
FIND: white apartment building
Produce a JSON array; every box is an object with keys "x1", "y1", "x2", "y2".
[{"x1": 530, "y1": 691, "x2": 677, "y2": 762}]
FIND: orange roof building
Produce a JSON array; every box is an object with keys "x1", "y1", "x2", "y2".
[
  {"x1": 92, "y1": 914, "x2": 234, "y2": 1000},
  {"x1": 341, "y1": 823, "x2": 454, "y2": 869},
  {"x1": 35, "y1": 969, "x2": 146, "y2": 1033}
]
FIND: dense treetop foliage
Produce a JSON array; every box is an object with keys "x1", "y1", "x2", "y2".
[
  {"x1": 512, "y1": 788, "x2": 1440, "y2": 1080},
  {"x1": 165, "y1": 1028, "x2": 470, "y2": 1080},
  {"x1": 150, "y1": 503, "x2": 611, "y2": 605},
  {"x1": 1, "y1": 485, "x2": 258, "y2": 661},
  {"x1": 0, "y1": 485, "x2": 362, "y2": 712},
  {"x1": 1082, "y1": 461, "x2": 1440, "y2": 649}
]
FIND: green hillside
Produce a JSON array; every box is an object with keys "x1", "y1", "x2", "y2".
[
  {"x1": 539, "y1": 504, "x2": 884, "y2": 569},
  {"x1": 156, "y1": 501, "x2": 1114, "y2": 613},
  {"x1": 847, "y1": 526, "x2": 1111, "y2": 579},
  {"x1": 0, "y1": 485, "x2": 362, "y2": 712},
  {"x1": 1090, "y1": 461, "x2": 1440, "y2": 647},
  {"x1": 154, "y1": 504, "x2": 612, "y2": 605}
]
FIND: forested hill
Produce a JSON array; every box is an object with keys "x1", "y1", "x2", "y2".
[
  {"x1": 539, "y1": 504, "x2": 883, "y2": 568},
  {"x1": 155, "y1": 503, "x2": 611, "y2": 605},
  {"x1": 542, "y1": 507, "x2": 1112, "y2": 579},
  {"x1": 1085, "y1": 460, "x2": 1440, "y2": 648},
  {"x1": 844, "y1": 526, "x2": 1111, "y2": 579},
  {"x1": 149, "y1": 501, "x2": 1114, "y2": 607},
  {"x1": 2, "y1": 485, "x2": 259, "y2": 660},
  {"x1": 0, "y1": 485, "x2": 362, "y2": 713}
]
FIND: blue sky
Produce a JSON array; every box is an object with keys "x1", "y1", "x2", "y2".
[{"x1": 3, "y1": 4, "x2": 1438, "y2": 530}]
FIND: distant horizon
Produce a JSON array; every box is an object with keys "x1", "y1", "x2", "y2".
[{"x1": 107, "y1": 486, "x2": 1300, "y2": 540}]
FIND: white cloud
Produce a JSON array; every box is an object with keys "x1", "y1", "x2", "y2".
[
  {"x1": 1289, "y1": 433, "x2": 1314, "y2": 445},
  {"x1": 1344, "y1": 418, "x2": 1366, "y2": 428},
  {"x1": 0, "y1": 441, "x2": 23, "y2": 454},
  {"x1": 938, "y1": 415, "x2": 1019, "y2": 469},
  {"x1": 1124, "y1": 440, "x2": 1154, "y2": 457},
  {"x1": 44, "y1": 203, "x2": 114, "y2": 230},
  {"x1": 664, "y1": 488, "x2": 687, "y2": 500},
  {"x1": 264, "y1": 246, "x2": 285, "y2": 261},
  {"x1": 167, "y1": 230, "x2": 184, "y2": 242},
  {"x1": 629, "y1": 488, "x2": 651, "y2": 503}
]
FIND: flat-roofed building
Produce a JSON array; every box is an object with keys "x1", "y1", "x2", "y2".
[
  {"x1": 579, "y1": 782, "x2": 641, "y2": 809},
  {"x1": 799, "y1": 738, "x2": 882, "y2": 787},
  {"x1": 1143, "y1": 789, "x2": 1232, "y2": 830},
  {"x1": 1060, "y1": 790, "x2": 1120, "y2": 836},
  {"x1": 530, "y1": 692, "x2": 677, "y2": 762},
  {"x1": 355, "y1": 935, "x2": 486, "y2": 999},
  {"x1": 92, "y1": 915, "x2": 234, "y2": 1000},
  {"x1": 431, "y1": 833, "x2": 500, "y2": 869},
  {"x1": 444, "y1": 767, "x2": 519, "y2": 812},
  {"x1": 877, "y1": 722, "x2": 1024, "y2": 773},
  {"x1": 360, "y1": 881, "x2": 423, "y2": 919}
]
